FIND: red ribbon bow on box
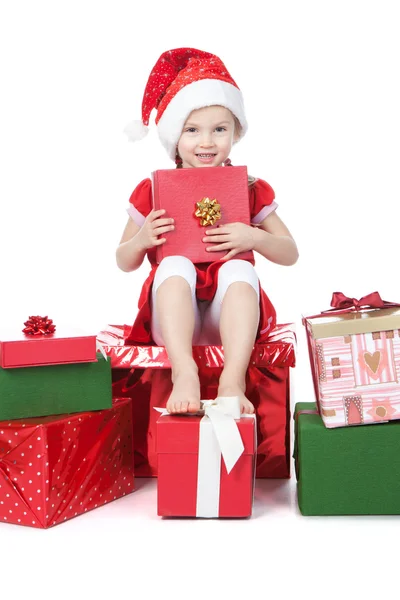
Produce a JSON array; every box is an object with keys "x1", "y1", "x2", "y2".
[
  {"x1": 326, "y1": 291, "x2": 400, "y2": 315},
  {"x1": 22, "y1": 315, "x2": 56, "y2": 336},
  {"x1": 303, "y1": 292, "x2": 400, "y2": 322}
]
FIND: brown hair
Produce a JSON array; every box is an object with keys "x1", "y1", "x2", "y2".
[{"x1": 232, "y1": 116, "x2": 256, "y2": 187}]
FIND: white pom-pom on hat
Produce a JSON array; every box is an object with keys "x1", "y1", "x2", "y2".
[{"x1": 123, "y1": 120, "x2": 149, "y2": 142}]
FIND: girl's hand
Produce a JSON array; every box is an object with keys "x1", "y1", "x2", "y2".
[
  {"x1": 137, "y1": 209, "x2": 175, "y2": 250},
  {"x1": 202, "y1": 222, "x2": 256, "y2": 261}
]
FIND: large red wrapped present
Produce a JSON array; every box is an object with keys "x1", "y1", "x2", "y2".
[
  {"x1": 0, "y1": 398, "x2": 134, "y2": 528},
  {"x1": 157, "y1": 398, "x2": 256, "y2": 518},
  {"x1": 0, "y1": 321, "x2": 97, "y2": 368},
  {"x1": 98, "y1": 323, "x2": 296, "y2": 479},
  {"x1": 152, "y1": 166, "x2": 253, "y2": 264}
]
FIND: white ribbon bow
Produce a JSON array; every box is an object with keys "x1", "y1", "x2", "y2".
[
  {"x1": 155, "y1": 396, "x2": 244, "y2": 474},
  {"x1": 199, "y1": 397, "x2": 244, "y2": 474}
]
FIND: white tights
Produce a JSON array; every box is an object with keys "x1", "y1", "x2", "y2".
[{"x1": 151, "y1": 255, "x2": 260, "y2": 346}]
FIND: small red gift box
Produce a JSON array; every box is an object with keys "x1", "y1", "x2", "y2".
[
  {"x1": 0, "y1": 325, "x2": 97, "y2": 368},
  {"x1": 156, "y1": 403, "x2": 256, "y2": 518},
  {"x1": 152, "y1": 166, "x2": 253, "y2": 264},
  {"x1": 0, "y1": 398, "x2": 134, "y2": 528}
]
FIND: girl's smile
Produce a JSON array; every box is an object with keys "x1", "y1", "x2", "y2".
[{"x1": 195, "y1": 152, "x2": 217, "y2": 164}]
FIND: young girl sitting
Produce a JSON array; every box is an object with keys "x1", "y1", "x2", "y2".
[{"x1": 116, "y1": 48, "x2": 298, "y2": 415}]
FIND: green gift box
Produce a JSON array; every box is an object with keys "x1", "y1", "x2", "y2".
[
  {"x1": 294, "y1": 402, "x2": 400, "y2": 515},
  {"x1": 0, "y1": 353, "x2": 112, "y2": 420}
]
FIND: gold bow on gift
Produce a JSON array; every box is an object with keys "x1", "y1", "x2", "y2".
[{"x1": 194, "y1": 197, "x2": 222, "y2": 227}]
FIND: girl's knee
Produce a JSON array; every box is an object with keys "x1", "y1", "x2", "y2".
[
  {"x1": 159, "y1": 255, "x2": 195, "y2": 270},
  {"x1": 154, "y1": 255, "x2": 197, "y2": 291},
  {"x1": 218, "y1": 260, "x2": 259, "y2": 296}
]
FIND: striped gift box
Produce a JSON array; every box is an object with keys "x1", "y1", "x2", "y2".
[{"x1": 304, "y1": 306, "x2": 400, "y2": 428}]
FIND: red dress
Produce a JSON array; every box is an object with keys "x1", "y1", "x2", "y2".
[{"x1": 125, "y1": 177, "x2": 278, "y2": 345}]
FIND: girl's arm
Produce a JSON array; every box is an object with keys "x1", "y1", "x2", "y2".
[
  {"x1": 116, "y1": 218, "x2": 146, "y2": 272},
  {"x1": 253, "y1": 212, "x2": 299, "y2": 266},
  {"x1": 116, "y1": 209, "x2": 175, "y2": 272}
]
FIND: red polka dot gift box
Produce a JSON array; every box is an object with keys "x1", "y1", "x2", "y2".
[
  {"x1": 0, "y1": 398, "x2": 134, "y2": 528},
  {"x1": 303, "y1": 292, "x2": 400, "y2": 428}
]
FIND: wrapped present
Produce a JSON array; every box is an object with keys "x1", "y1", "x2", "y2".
[
  {"x1": 156, "y1": 398, "x2": 255, "y2": 517},
  {"x1": 98, "y1": 323, "x2": 295, "y2": 478},
  {"x1": 0, "y1": 319, "x2": 97, "y2": 368},
  {"x1": 294, "y1": 402, "x2": 400, "y2": 515},
  {"x1": 0, "y1": 353, "x2": 112, "y2": 421},
  {"x1": 303, "y1": 292, "x2": 400, "y2": 428},
  {"x1": 152, "y1": 166, "x2": 253, "y2": 264},
  {"x1": 0, "y1": 398, "x2": 134, "y2": 528}
]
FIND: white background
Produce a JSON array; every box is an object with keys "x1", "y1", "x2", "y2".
[{"x1": 1, "y1": 1, "x2": 400, "y2": 598}]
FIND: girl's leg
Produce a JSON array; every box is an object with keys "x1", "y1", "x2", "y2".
[
  {"x1": 201, "y1": 260, "x2": 260, "y2": 413},
  {"x1": 151, "y1": 255, "x2": 202, "y2": 414}
]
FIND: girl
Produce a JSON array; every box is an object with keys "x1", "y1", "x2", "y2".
[{"x1": 116, "y1": 48, "x2": 298, "y2": 415}]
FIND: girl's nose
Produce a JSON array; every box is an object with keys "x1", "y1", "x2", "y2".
[
  {"x1": 200, "y1": 138, "x2": 213, "y2": 148},
  {"x1": 199, "y1": 132, "x2": 213, "y2": 147}
]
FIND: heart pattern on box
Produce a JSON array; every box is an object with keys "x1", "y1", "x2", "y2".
[{"x1": 363, "y1": 351, "x2": 381, "y2": 374}]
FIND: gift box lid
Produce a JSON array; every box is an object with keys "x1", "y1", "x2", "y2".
[
  {"x1": 156, "y1": 415, "x2": 255, "y2": 455},
  {"x1": 0, "y1": 325, "x2": 98, "y2": 368},
  {"x1": 303, "y1": 307, "x2": 400, "y2": 339},
  {"x1": 97, "y1": 323, "x2": 296, "y2": 369}
]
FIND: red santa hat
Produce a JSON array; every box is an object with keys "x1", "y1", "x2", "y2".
[{"x1": 124, "y1": 47, "x2": 248, "y2": 160}]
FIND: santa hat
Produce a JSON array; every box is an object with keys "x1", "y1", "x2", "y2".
[{"x1": 124, "y1": 47, "x2": 248, "y2": 160}]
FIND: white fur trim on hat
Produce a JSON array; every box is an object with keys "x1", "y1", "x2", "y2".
[{"x1": 157, "y1": 79, "x2": 248, "y2": 160}]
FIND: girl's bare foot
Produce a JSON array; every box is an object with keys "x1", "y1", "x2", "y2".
[
  {"x1": 217, "y1": 377, "x2": 255, "y2": 414},
  {"x1": 166, "y1": 363, "x2": 201, "y2": 414}
]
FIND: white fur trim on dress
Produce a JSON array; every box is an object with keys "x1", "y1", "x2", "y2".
[{"x1": 157, "y1": 79, "x2": 248, "y2": 160}]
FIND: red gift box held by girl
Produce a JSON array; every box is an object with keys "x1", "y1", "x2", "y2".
[{"x1": 151, "y1": 165, "x2": 254, "y2": 264}]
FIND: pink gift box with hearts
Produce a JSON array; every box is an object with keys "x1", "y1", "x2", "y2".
[{"x1": 303, "y1": 293, "x2": 400, "y2": 428}]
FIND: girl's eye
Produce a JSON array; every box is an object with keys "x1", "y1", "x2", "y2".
[
  {"x1": 215, "y1": 127, "x2": 227, "y2": 132},
  {"x1": 185, "y1": 127, "x2": 197, "y2": 133}
]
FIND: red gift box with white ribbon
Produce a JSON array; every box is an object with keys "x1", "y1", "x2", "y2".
[{"x1": 156, "y1": 398, "x2": 256, "y2": 518}]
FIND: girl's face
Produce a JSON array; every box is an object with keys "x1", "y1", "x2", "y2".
[{"x1": 177, "y1": 105, "x2": 239, "y2": 169}]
